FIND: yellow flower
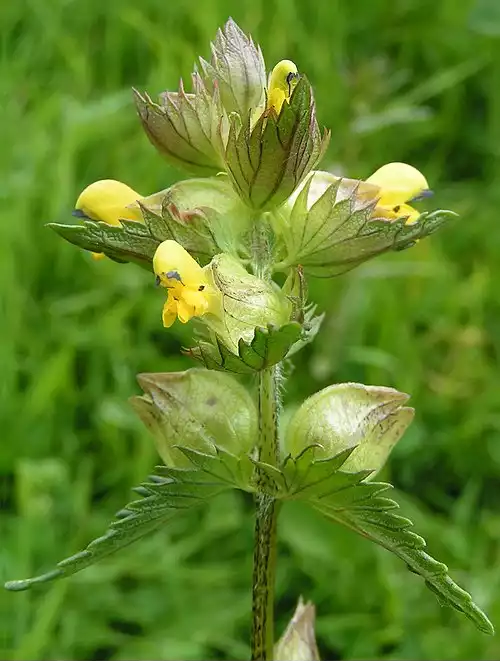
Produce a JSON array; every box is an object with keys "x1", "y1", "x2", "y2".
[
  {"x1": 267, "y1": 60, "x2": 299, "y2": 114},
  {"x1": 366, "y1": 162, "x2": 430, "y2": 224},
  {"x1": 73, "y1": 180, "x2": 143, "y2": 259},
  {"x1": 153, "y1": 240, "x2": 220, "y2": 328}
]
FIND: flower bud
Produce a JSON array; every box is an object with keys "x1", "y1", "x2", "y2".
[
  {"x1": 284, "y1": 383, "x2": 414, "y2": 474},
  {"x1": 130, "y1": 369, "x2": 258, "y2": 467},
  {"x1": 275, "y1": 598, "x2": 320, "y2": 661},
  {"x1": 74, "y1": 180, "x2": 143, "y2": 226},
  {"x1": 199, "y1": 18, "x2": 266, "y2": 118}
]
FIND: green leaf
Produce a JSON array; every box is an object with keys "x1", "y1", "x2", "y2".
[
  {"x1": 142, "y1": 203, "x2": 219, "y2": 265},
  {"x1": 279, "y1": 266, "x2": 325, "y2": 357},
  {"x1": 282, "y1": 171, "x2": 457, "y2": 276},
  {"x1": 250, "y1": 444, "x2": 493, "y2": 635},
  {"x1": 48, "y1": 217, "x2": 158, "y2": 269},
  {"x1": 286, "y1": 305, "x2": 325, "y2": 357},
  {"x1": 249, "y1": 441, "x2": 494, "y2": 635},
  {"x1": 49, "y1": 179, "x2": 239, "y2": 265},
  {"x1": 186, "y1": 322, "x2": 303, "y2": 373},
  {"x1": 172, "y1": 445, "x2": 254, "y2": 491},
  {"x1": 223, "y1": 77, "x2": 330, "y2": 210},
  {"x1": 253, "y1": 446, "x2": 369, "y2": 499},
  {"x1": 4, "y1": 468, "x2": 223, "y2": 591},
  {"x1": 5, "y1": 447, "x2": 254, "y2": 592},
  {"x1": 312, "y1": 479, "x2": 494, "y2": 635}
]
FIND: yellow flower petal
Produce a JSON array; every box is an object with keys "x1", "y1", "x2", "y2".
[
  {"x1": 75, "y1": 180, "x2": 143, "y2": 226},
  {"x1": 375, "y1": 202, "x2": 421, "y2": 224},
  {"x1": 176, "y1": 299, "x2": 196, "y2": 324},
  {"x1": 182, "y1": 289, "x2": 210, "y2": 316},
  {"x1": 162, "y1": 298, "x2": 178, "y2": 328},
  {"x1": 267, "y1": 88, "x2": 286, "y2": 114},
  {"x1": 153, "y1": 241, "x2": 222, "y2": 328},
  {"x1": 267, "y1": 60, "x2": 299, "y2": 114},
  {"x1": 366, "y1": 163, "x2": 429, "y2": 207},
  {"x1": 153, "y1": 240, "x2": 206, "y2": 289}
]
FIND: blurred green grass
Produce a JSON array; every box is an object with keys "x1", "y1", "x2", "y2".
[{"x1": 3, "y1": 0, "x2": 500, "y2": 658}]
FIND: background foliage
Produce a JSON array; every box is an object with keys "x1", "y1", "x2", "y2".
[{"x1": 3, "y1": 0, "x2": 500, "y2": 658}]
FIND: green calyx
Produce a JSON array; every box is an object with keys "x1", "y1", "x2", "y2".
[
  {"x1": 130, "y1": 368, "x2": 258, "y2": 466},
  {"x1": 284, "y1": 382, "x2": 414, "y2": 474}
]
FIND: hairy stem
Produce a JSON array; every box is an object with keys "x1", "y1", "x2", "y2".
[
  {"x1": 258, "y1": 366, "x2": 280, "y2": 466},
  {"x1": 251, "y1": 494, "x2": 279, "y2": 661},
  {"x1": 251, "y1": 364, "x2": 282, "y2": 661},
  {"x1": 250, "y1": 214, "x2": 283, "y2": 660},
  {"x1": 251, "y1": 215, "x2": 273, "y2": 280}
]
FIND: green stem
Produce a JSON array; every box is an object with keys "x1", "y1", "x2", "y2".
[
  {"x1": 251, "y1": 494, "x2": 279, "y2": 661},
  {"x1": 250, "y1": 215, "x2": 282, "y2": 661},
  {"x1": 251, "y1": 366, "x2": 281, "y2": 661},
  {"x1": 251, "y1": 215, "x2": 273, "y2": 280},
  {"x1": 258, "y1": 366, "x2": 280, "y2": 466}
]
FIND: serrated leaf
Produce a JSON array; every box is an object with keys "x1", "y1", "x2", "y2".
[
  {"x1": 312, "y1": 487, "x2": 494, "y2": 635},
  {"x1": 253, "y1": 446, "x2": 370, "y2": 499},
  {"x1": 49, "y1": 218, "x2": 157, "y2": 269},
  {"x1": 5, "y1": 447, "x2": 254, "y2": 592},
  {"x1": 4, "y1": 469, "x2": 222, "y2": 591},
  {"x1": 286, "y1": 306, "x2": 325, "y2": 357},
  {"x1": 187, "y1": 337, "x2": 256, "y2": 375},
  {"x1": 172, "y1": 445, "x2": 254, "y2": 491},
  {"x1": 223, "y1": 77, "x2": 329, "y2": 210},
  {"x1": 279, "y1": 267, "x2": 325, "y2": 357},
  {"x1": 149, "y1": 203, "x2": 219, "y2": 265},
  {"x1": 186, "y1": 322, "x2": 302, "y2": 373},
  {"x1": 249, "y1": 442, "x2": 493, "y2": 634},
  {"x1": 283, "y1": 171, "x2": 457, "y2": 276},
  {"x1": 50, "y1": 178, "x2": 241, "y2": 265},
  {"x1": 237, "y1": 322, "x2": 302, "y2": 368}
]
